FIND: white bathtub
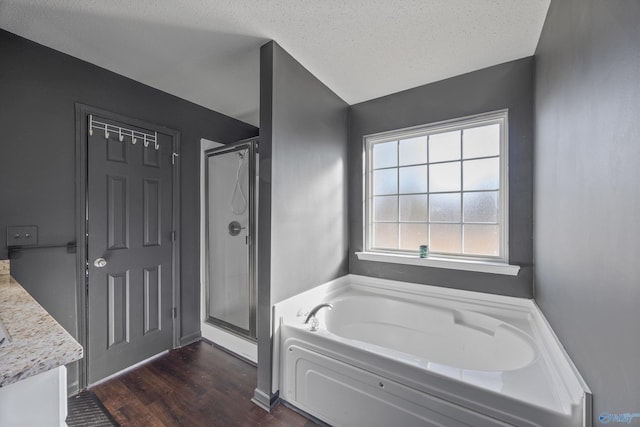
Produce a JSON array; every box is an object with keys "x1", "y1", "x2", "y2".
[{"x1": 275, "y1": 275, "x2": 591, "y2": 427}]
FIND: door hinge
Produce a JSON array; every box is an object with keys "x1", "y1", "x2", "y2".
[
  {"x1": 171, "y1": 230, "x2": 176, "y2": 242},
  {"x1": 172, "y1": 307, "x2": 177, "y2": 319},
  {"x1": 172, "y1": 152, "x2": 179, "y2": 165}
]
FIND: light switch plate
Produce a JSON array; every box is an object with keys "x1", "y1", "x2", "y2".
[{"x1": 6, "y1": 225, "x2": 38, "y2": 247}]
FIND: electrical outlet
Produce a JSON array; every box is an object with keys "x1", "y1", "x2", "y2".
[{"x1": 6, "y1": 225, "x2": 38, "y2": 247}]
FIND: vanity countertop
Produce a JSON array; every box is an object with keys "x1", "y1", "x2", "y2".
[{"x1": 0, "y1": 274, "x2": 83, "y2": 387}]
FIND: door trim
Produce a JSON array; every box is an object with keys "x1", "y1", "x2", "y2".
[{"x1": 74, "y1": 103, "x2": 181, "y2": 390}]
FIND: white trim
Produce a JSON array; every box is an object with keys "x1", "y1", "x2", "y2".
[
  {"x1": 251, "y1": 388, "x2": 276, "y2": 411},
  {"x1": 201, "y1": 322, "x2": 257, "y2": 363},
  {"x1": 365, "y1": 110, "x2": 509, "y2": 144},
  {"x1": 355, "y1": 251, "x2": 520, "y2": 276},
  {"x1": 58, "y1": 366, "x2": 67, "y2": 423},
  {"x1": 363, "y1": 109, "x2": 510, "y2": 264}
]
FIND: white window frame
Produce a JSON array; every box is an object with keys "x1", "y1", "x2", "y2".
[{"x1": 358, "y1": 110, "x2": 520, "y2": 276}]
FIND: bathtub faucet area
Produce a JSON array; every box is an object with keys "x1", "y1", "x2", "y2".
[{"x1": 304, "y1": 303, "x2": 333, "y2": 331}]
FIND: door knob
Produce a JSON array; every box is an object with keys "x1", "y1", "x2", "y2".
[
  {"x1": 228, "y1": 221, "x2": 246, "y2": 236},
  {"x1": 94, "y1": 258, "x2": 107, "y2": 268}
]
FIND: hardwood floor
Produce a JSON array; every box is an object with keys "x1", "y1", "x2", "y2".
[{"x1": 92, "y1": 340, "x2": 319, "y2": 427}]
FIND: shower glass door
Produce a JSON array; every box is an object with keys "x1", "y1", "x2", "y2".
[{"x1": 205, "y1": 140, "x2": 256, "y2": 339}]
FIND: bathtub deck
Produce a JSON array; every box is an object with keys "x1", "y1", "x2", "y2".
[{"x1": 92, "y1": 340, "x2": 318, "y2": 426}]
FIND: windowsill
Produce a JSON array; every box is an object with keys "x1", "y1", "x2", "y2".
[{"x1": 355, "y1": 252, "x2": 520, "y2": 276}]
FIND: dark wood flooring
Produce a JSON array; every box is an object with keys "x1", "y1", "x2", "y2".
[{"x1": 92, "y1": 340, "x2": 319, "y2": 427}]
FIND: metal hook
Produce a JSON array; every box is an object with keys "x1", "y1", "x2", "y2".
[
  {"x1": 104, "y1": 128, "x2": 110, "y2": 139},
  {"x1": 144, "y1": 136, "x2": 149, "y2": 148},
  {"x1": 119, "y1": 129, "x2": 124, "y2": 142},
  {"x1": 132, "y1": 136, "x2": 137, "y2": 145},
  {"x1": 154, "y1": 141, "x2": 159, "y2": 150}
]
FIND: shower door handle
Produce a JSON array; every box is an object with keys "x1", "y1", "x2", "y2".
[{"x1": 228, "y1": 221, "x2": 245, "y2": 236}]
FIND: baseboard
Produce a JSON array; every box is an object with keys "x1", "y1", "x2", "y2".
[
  {"x1": 201, "y1": 338, "x2": 257, "y2": 367},
  {"x1": 179, "y1": 331, "x2": 201, "y2": 347},
  {"x1": 252, "y1": 389, "x2": 279, "y2": 412},
  {"x1": 66, "y1": 360, "x2": 81, "y2": 397},
  {"x1": 67, "y1": 380, "x2": 80, "y2": 397},
  {"x1": 200, "y1": 322, "x2": 257, "y2": 363}
]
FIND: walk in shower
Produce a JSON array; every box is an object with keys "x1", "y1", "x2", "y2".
[{"x1": 205, "y1": 139, "x2": 258, "y2": 341}]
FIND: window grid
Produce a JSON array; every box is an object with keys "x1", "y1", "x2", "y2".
[
  {"x1": 366, "y1": 111, "x2": 508, "y2": 261},
  {"x1": 371, "y1": 151, "x2": 500, "y2": 250},
  {"x1": 372, "y1": 153, "x2": 501, "y2": 171}
]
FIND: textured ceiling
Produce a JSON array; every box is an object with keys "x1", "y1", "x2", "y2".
[{"x1": 0, "y1": 0, "x2": 550, "y2": 126}]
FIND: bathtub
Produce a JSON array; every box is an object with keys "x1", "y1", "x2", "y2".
[{"x1": 275, "y1": 275, "x2": 591, "y2": 427}]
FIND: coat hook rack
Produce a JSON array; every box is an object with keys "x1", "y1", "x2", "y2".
[{"x1": 88, "y1": 114, "x2": 158, "y2": 149}]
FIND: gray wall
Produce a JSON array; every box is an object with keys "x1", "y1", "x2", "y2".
[
  {"x1": 534, "y1": 0, "x2": 640, "y2": 422},
  {"x1": 0, "y1": 30, "x2": 257, "y2": 390},
  {"x1": 255, "y1": 41, "x2": 274, "y2": 407},
  {"x1": 256, "y1": 41, "x2": 349, "y2": 405},
  {"x1": 349, "y1": 58, "x2": 534, "y2": 298}
]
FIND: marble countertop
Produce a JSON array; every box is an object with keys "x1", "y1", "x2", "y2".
[{"x1": 0, "y1": 274, "x2": 83, "y2": 387}]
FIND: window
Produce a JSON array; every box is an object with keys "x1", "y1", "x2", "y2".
[{"x1": 364, "y1": 110, "x2": 509, "y2": 263}]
